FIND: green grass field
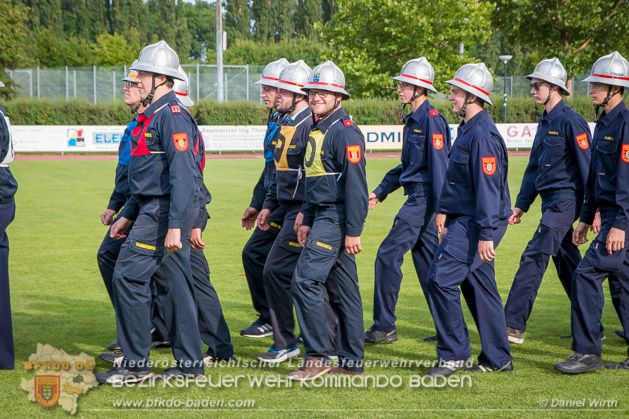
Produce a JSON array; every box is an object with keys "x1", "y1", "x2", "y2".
[{"x1": 1, "y1": 156, "x2": 628, "y2": 417}]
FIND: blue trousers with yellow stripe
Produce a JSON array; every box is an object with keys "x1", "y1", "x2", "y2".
[{"x1": 292, "y1": 206, "x2": 364, "y2": 372}]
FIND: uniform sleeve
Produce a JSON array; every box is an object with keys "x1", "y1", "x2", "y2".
[
  {"x1": 162, "y1": 110, "x2": 198, "y2": 229},
  {"x1": 194, "y1": 205, "x2": 209, "y2": 230},
  {"x1": 426, "y1": 114, "x2": 451, "y2": 209},
  {"x1": 120, "y1": 196, "x2": 139, "y2": 221},
  {"x1": 372, "y1": 164, "x2": 402, "y2": 201},
  {"x1": 248, "y1": 169, "x2": 267, "y2": 210},
  {"x1": 579, "y1": 154, "x2": 597, "y2": 225},
  {"x1": 514, "y1": 142, "x2": 540, "y2": 212},
  {"x1": 106, "y1": 163, "x2": 130, "y2": 212},
  {"x1": 301, "y1": 202, "x2": 315, "y2": 227},
  {"x1": 473, "y1": 133, "x2": 504, "y2": 241},
  {"x1": 566, "y1": 114, "x2": 592, "y2": 192},
  {"x1": 613, "y1": 120, "x2": 629, "y2": 230},
  {"x1": 337, "y1": 124, "x2": 368, "y2": 237},
  {"x1": 262, "y1": 169, "x2": 280, "y2": 212}
]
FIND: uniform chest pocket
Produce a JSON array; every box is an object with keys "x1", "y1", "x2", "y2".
[
  {"x1": 542, "y1": 134, "x2": 564, "y2": 147},
  {"x1": 595, "y1": 139, "x2": 618, "y2": 154},
  {"x1": 447, "y1": 146, "x2": 470, "y2": 183},
  {"x1": 286, "y1": 141, "x2": 304, "y2": 155},
  {"x1": 145, "y1": 129, "x2": 163, "y2": 152}
]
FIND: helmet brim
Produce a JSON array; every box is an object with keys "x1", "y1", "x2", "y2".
[
  {"x1": 526, "y1": 73, "x2": 570, "y2": 95},
  {"x1": 130, "y1": 62, "x2": 185, "y2": 80},
  {"x1": 392, "y1": 75, "x2": 438, "y2": 93},
  {"x1": 445, "y1": 79, "x2": 493, "y2": 106}
]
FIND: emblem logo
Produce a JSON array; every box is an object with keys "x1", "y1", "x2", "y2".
[
  {"x1": 35, "y1": 375, "x2": 60, "y2": 408},
  {"x1": 576, "y1": 133, "x2": 589, "y2": 149},
  {"x1": 622, "y1": 144, "x2": 629, "y2": 163},
  {"x1": 173, "y1": 133, "x2": 189, "y2": 151},
  {"x1": 170, "y1": 105, "x2": 181, "y2": 114},
  {"x1": 346, "y1": 145, "x2": 361, "y2": 163},
  {"x1": 433, "y1": 133, "x2": 444, "y2": 150},
  {"x1": 482, "y1": 156, "x2": 496, "y2": 175},
  {"x1": 313, "y1": 73, "x2": 320, "y2": 82}
]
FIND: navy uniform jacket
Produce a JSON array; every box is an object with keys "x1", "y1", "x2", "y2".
[
  {"x1": 107, "y1": 118, "x2": 134, "y2": 213},
  {"x1": 515, "y1": 100, "x2": 591, "y2": 211},
  {"x1": 0, "y1": 105, "x2": 17, "y2": 207},
  {"x1": 249, "y1": 111, "x2": 288, "y2": 210},
  {"x1": 263, "y1": 107, "x2": 313, "y2": 212},
  {"x1": 372, "y1": 101, "x2": 450, "y2": 207},
  {"x1": 580, "y1": 101, "x2": 629, "y2": 230},
  {"x1": 193, "y1": 129, "x2": 213, "y2": 229},
  {"x1": 302, "y1": 108, "x2": 368, "y2": 237},
  {"x1": 124, "y1": 91, "x2": 200, "y2": 229},
  {"x1": 438, "y1": 109, "x2": 511, "y2": 241}
]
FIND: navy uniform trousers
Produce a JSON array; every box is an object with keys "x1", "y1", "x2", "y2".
[
  {"x1": 293, "y1": 206, "x2": 364, "y2": 372},
  {"x1": 97, "y1": 218, "x2": 169, "y2": 342},
  {"x1": 372, "y1": 186, "x2": 438, "y2": 331},
  {"x1": 112, "y1": 198, "x2": 203, "y2": 374},
  {"x1": 427, "y1": 217, "x2": 512, "y2": 368},
  {"x1": 571, "y1": 211, "x2": 629, "y2": 356},
  {"x1": 0, "y1": 202, "x2": 15, "y2": 369},
  {"x1": 242, "y1": 207, "x2": 286, "y2": 324},
  {"x1": 504, "y1": 197, "x2": 582, "y2": 331},
  {"x1": 263, "y1": 205, "x2": 337, "y2": 352}
]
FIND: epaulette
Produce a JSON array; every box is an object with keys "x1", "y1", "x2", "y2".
[
  {"x1": 429, "y1": 109, "x2": 439, "y2": 117},
  {"x1": 343, "y1": 119, "x2": 354, "y2": 127}
]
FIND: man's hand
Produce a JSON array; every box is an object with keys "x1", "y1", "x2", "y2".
[
  {"x1": 257, "y1": 209, "x2": 271, "y2": 231},
  {"x1": 298, "y1": 225, "x2": 311, "y2": 247},
  {"x1": 294, "y1": 212, "x2": 304, "y2": 235},
  {"x1": 439, "y1": 227, "x2": 447, "y2": 244},
  {"x1": 100, "y1": 209, "x2": 116, "y2": 226},
  {"x1": 189, "y1": 228, "x2": 205, "y2": 250},
  {"x1": 435, "y1": 213, "x2": 446, "y2": 234},
  {"x1": 241, "y1": 207, "x2": 259, "y2": 230},
  {"x1": 606, "y1": 227, "x2": 626, "y2": 255},
  {"x1": 110, "y1": 217, "x2": 132, "y2": 240},
  {"x1": 345, "y1": 235, "x2": 363, "y2": 255},
  {"x1": 590, "y1": 212, "x2": 601, "y2": 233},
  {"x1": 478, "y1": 240, "x2": 495, "y2": 263},
  {"x1": 572, "y1": 222, "x2": 590, "y2": 246},
  {"x1": 165, "y1": 228, "x2": 182, "y2": 253},
  {"x1": 368, "y1": 193, "x2": 379, "y2": 210},
  {"x1": 508, "y1": 207, "x2": 524, "y2": 225}
]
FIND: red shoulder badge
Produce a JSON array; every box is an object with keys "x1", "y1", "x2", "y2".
[
  {"x1": 170, "y1": 105, "x2": 181, "y2": 114},
  {"x1": 346, "y1": 145, "x2": 361, "y2": 163},
  {"x1": 432, "y1": 133, "x2": 444, "y2": 150},
  {"x1": 576, "y1": 132, "x2": 589, "y2": 149},
  {"x1": 622, "y1": 144, "x2": 629, "y2": 163},
  {"x1": 429, "y1": 109, "x2": 439, "y2": 117},
  {"x1": 482, "y1": 156, "x2": 496, "y2": 175},
  {"x1": 173, "y1": 133, "x2": 189, "y2": 151},
  {"x1": 343, "y1": 119, "x2": 353, "y2": 127}
]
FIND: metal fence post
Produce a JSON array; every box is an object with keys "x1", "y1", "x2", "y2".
[
  {"x1": 112, "y1": 70, "x2": 116, "y2": 102},
  {"x1": 246, "y1": 64, "x2": 249, "y2": 101},
  {"x1": 93, "y1": 65, "x2": 97, "y2": 104},
  {"x1": 65, "y1": 66, "x2": 69, "y2": 101},
  {"x1": 196, "y1": 63, "x2": 200, "y2": 103},
  {"x1": 73, "y1": 70, "x2": 76, "y2": 98},
  {"x1": 36, "y1": 66, "x2": 40, "y2": 99}
]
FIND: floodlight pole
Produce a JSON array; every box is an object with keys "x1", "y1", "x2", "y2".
[
  {"x1": 499, "y1": 55, "x2": 512, "y2": 123},
  {"x1": 216, "y1": 0, "x2": 224, "y2": 103}
]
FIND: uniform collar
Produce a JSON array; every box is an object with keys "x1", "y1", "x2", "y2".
[
  {"x1": 289, "y1": 106, "x2": 310, "y2": 122},
  {"x1": 598, "y1": 101, "x2": 626, "y2": 126},
  {"x1": 541, "y1": 99, "x2": 566, "y2": 124},
  {"x1": 139, "y1": 91, "x2": 176, "y2": 121},
  {"x1": 314, "y1": 107, "x2": 345, "y2": 132},
  {"x1": 404, "y1": 100, "x2": 430, "y2": 124},
  {"x1": 458, "y1": 109, "x2": 489, "y2": 135}
]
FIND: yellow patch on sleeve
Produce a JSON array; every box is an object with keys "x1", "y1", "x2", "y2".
[
  {"x1": 135, "y1": 242, "x2": 157, "y2": 251},
  {"x1": 316, "y1": 241, "x2": 333, "y2": 250}
]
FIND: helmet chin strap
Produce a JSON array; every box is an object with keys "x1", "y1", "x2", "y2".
[
  {"x1": 595, "y1": 85, "x2": 620, "y2": 121},
  {"x1": 141, "y1": 74, "x2": 168, "y2": 107},
  {"x1": 458, "y1": 92, "x2": 471, "y2": 119},
  {"x1": 543, "y1": 85, "x2": 554, "y2": 105},
  {"x1": 316, "y1": 98, "x2": 341, "y2": 122},
  {"x1": 287, "y1": 93, "x2": 304, "y2": 114},
  {"x1": 399, "y1": 86, "x2": 425, "y2": 121}
]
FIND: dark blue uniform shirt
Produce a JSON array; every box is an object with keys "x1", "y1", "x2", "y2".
[
  {"x1": 126, "y1": 91, "x2": 200, "y2": 229},
  {"x1": 106, "y1": 118, "x2": 135, "y2": 213},
  {"x1": 302, "y1": 108, "x2": 368, "y2": 237},
  {"x1": 0, "y1": 105, "x2": 17, "y2": 207},
  {"x1": 580, "y1": 101, "x2": 629, "y2": 230},
  {"x1": 515, "y1": 100, "x2": 591, "y2": 211},
  {"x1": 263, "y1": 107, "x2": 313, "y2": 212},
  {"x1": 438, "y1": 109, "x2": 511, "y2": 241},
  {"x1": 373, "y1": 101, "x2": 450, "y2": 205}
]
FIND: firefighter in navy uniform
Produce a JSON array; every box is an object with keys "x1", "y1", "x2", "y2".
[
  {"x1": 504, "y1": 58, "x2": 592, "y2": 345},
  {"x1": 97, "y1": 64, "x2": 169, "y2": 353},
  {"x1": 240, "y1": 58, "x2": 290, "y2": 338},
  {"x1": 95, "y1": 41, "x2": 204, "y2": 384},
  {"x1": 555, "y1": 51, "x2": 629, "y2": 374},
  {"x1": 0, "y1": 81, "x2": 18, "y2": 370},
  {"x1": 427, "y1": 63, "x2": 513, "y2": 377},
  {"x1": 365, "y1": 57, "x2": 450, "y2": 344},
  {"x1": 288, "y1": 61, "x2": 368, "y2": 381}
]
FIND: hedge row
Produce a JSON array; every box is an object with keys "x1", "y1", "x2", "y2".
[{"x1": 3, "y1": 96, "x2": 600, "y2": 125}]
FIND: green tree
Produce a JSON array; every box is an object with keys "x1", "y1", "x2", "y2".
[
  {"x1": 92, "y1": 33, "x2": 141, "y2": 66},
  {"x1": 295, "y1": 0, "x2": 322, "y2": 40},
  {"x1": 274, "y1": 0, "x2": 294, "y2": 41},
  {"x1": 324, "y1": 0, "x2": 494, "y2": 98},
  {"x1": 185, "y1": 0, "x2": 216, "y2": 62},
  {"x1": 252, "y1": 0, "x2": 273, "y2": 42},
  {"x1": 174, "y1": 0, "x2": 192, "y2": 61},
  {"x1": 35, "y1": 30, "x2": 92, "y2": 67},
  {"x1": 493, "y1": 0, "x2": 629, "y2": 79},
  {"x1": 225, "y1": 0, "x2": 251, "y2": 41},
  {"x1": 224, "y1": 38, "x2": 330, "y2": 65},
  {"x1": 0, "y1": 0, "x2": 32, "y2": 98},
  {"x1": 322, "y1": 0, "x2": 335, "y2": 22},
  {"x1": 22, "y1": 0, "x2": 64, "y2": 37}
]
